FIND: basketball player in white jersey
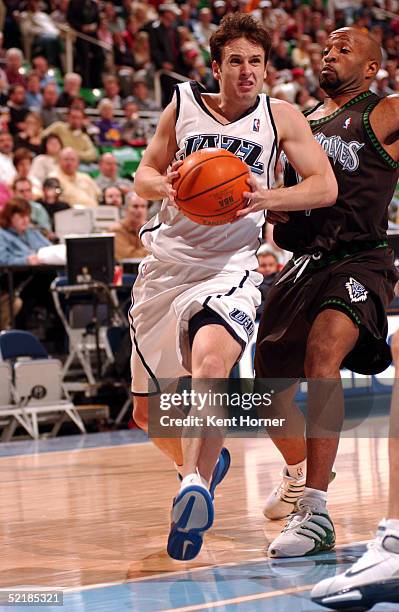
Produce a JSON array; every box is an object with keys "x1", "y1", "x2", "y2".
[
  {"x1": 312, "y1": 328, "x2": 399, "y2": 610},
  {"x1": 131, "y1": 13, "x2": 337, "y2": 561}
]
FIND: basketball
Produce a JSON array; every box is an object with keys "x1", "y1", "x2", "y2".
[{"x1": 174, "y1": 148, "x2": 250, "y2": 226}]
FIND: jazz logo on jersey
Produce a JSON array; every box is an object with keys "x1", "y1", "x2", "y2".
[
  {"x1": 345, "y1": 277, "x2": 368, "y2": 303},
  {"x1": 180, "y1": 134, "x2": 264, "y2": 174},
  {"x1": 343, "y1": 117, "x2": 351, "y2": 130},
  {"x1": 253, "y1": 118, "x2": 260, "y2": 132},
  {"x1": 229, "y1": 308, "x2": 254, "y2": 339}
]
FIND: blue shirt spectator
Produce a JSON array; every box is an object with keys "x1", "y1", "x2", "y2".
[{"x1": 0, "y1": 197, "x2": 50, "y2": 265}]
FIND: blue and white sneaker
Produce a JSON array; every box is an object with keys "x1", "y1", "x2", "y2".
[
  {"x1": 311, "y1": 519, "x2": 399, "y2": 610},
  {"x1": 167, "y1": 483, "x2": 214, "y2": 561},
  {"x1": 168, "y1": 448, "x2": 230, "y2": 560}
]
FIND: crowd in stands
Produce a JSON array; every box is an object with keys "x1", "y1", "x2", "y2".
[{"x1": 0, "y1": 0, "x2": 398, "y2": 332}]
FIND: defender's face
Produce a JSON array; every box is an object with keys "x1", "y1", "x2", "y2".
[
  {"x1": 320, "y1": 31, "x2": 366, "y2": 91},
  {"x1": 213, "y1": 38, "x2": 266, "y2": 103}
]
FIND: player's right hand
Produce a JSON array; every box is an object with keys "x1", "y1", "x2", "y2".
[
  {"x1": 266, "y1": 211, "x2": 290, "y2": 225},
  {"x1": 166, "y1": 159, "x2": 184, "y2": 208}
]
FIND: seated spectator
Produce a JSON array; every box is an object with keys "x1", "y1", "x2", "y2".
[
  {"x1": 5, "y1": 48, "x2": 26, "y2": 87},
  {"x1": 13, "y1": 177, "x2": 52, "y2": 233},
  {"x1": 13, "y1": 148, "x2": 41, "y2": 197},
  {"x1": 29, "y1": 133, "x2": 62, "y2": 186},
  {"x1": 192, "y1": 7, "x2": 217, "y2": 51},
  {"x1": 25, "y1": 71, "x2": 43, "y2": 110},
  {"x1": 120, "y1": 98, "x2": 150, "y2": 145},
  {"x1": 37, "y1": 177, "x2": 70, "y2": 229},
  {"x1": 0, "y1": 184, "x2": 12, "y2": 210},
  {"x1": 51, "y1": 0, "x2": 69, "y2": 26},
  {"x1": 94, "y1": 99, "x2": 122, "y2": 147},
  {"x1": 110, "y1": 191, "x2": 148, "y2": 261},
  {"x1": 102, "y1": 75, "x2": 122, "y2": 110},
  {"x1": 7, "y1": 84, "x2": 29, "y2": 135},
  {"x1": 41, "y1": 106, "x2": 97, "y2": 163},
  {"x1": 132, "y1": 31, "x2": 152, "y2": 71},
  {"x1": 0, "y1": 131, "x2": 17, "y2": 186},
  {"x1": 14, "y1": 111, "x2": 43, "y2": 155},
  {"x1": 19, "y1": 0, "x2": 60, "y2": 67},
  {"x1": 41, "y1": 82, "x2": 63, "y2": 128},
  {"x1": 50, "y1": 147, "x2": 100, "y2": 208},
  {"x1": 291, "y1": 34, "x2": 312, "y2": 69},
  {"x1": 102, "y1": 185, "x2": 124, "y2": 208},
  {"x1": 0, "y1": 196, "x2": 51, "y2": 266},
  {"x1": 31, "y1": 55, "x2": 57, "y2": 88},
  {"x1": 95, "y1": 153, "x2": 132, "y2": 193},
  {"x1": 256, "y1": 247, "x2": 279, "y2": 318},
  {"x1": 113, "y1": 31, "x2": 136, "y2": 70},
  {"x1": 131, "y1": 71, "x2": 161, "y2": 111},
  {"x1": 56, "y1": 72, "x2": 82, "y2": 108}
]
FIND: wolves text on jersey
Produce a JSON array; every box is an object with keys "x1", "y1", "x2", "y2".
[
  {"x1": 315, "y1": 132, "x2": 365, "y2": 172},
  {"x1": 178, "y1": 134, "x2": 264, "y2": 174}
]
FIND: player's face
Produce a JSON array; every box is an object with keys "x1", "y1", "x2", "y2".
[
  {"x1": 320, "y1": 32, "x2": 368, "y2": 92},
  {"x1": 214, "y1": 38, "x2": 266, "y2": 103}
]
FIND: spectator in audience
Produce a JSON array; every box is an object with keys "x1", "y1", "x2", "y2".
[
  {"x1": 5, "y1": 48, "x2": 26, "y2": 87},
  {"x1": 0, "y1": 196, "x2": 51, "y2": 266},
  {"x1": 40, "y1": 82, "x2": 63, "y2": 128},
  {"x1": 37, "y1": 177, "x2": 70, "y2": 229},
  {"x1": 0, "y1": 131, "x2": 17, "y2": 186},
  {"x1": 271, "y1": 40, "x2": 293, "y2": 71},
  {"x1": 212, "y1": 0, "x2": 227, "y2": 26},
  {"x1": 41, "y1": 106, "x2": 97, "y2": 163},
  {"x1": 13, "y1": 147, "x2": 33, "y2": 180},
  {"x1": 291, "y1": 34, "x2": 312, "y2": 69},
  {"x1": 122, "y1": 14, "x2": 139, "y2": 52},
  {"x1": 31, "y1": 55, "x2": 56, "y2": 88},
  {"x1": 25, "y1": 71, "x2": 43, "y2": 110},
  {"x1": 94, "y1": 99, "x2": 122, "y2": 147},
  {"x1": 50, "y1": 147, "x2": 100, "y2": 208},
  {"x1": 14, "y1": 111, "x2": 42, "y2": 155},
  {"x1": 110, "y1": 191, "x2": 148, "y2": 261},
  {"x1": 7, "y1": 84, "x2": 29, "y2": 135},
  {"x1": 56, "y1": 72, "x2": 82, "y2": 108},
  {"x1": 19, "y1": 0, "x2": 60, "y2": 67},
  {"x1": 95, "y1": 153, "x2": 132, "y2": 193},
  {"x1": 103, "y1": 1, "x2": 125, "y2": 34},
  {"x1": 148, "y1": 3, "x2": 183, "y2": 107},
  {"x1": 131, "y1": 71, "x2": 160, "y2": 111},
  {"x1": 13, "y1": 176, "x2": 52, "y2": 233},
  {"x1": 256, "y1": 247, "x2": 279, "y2": 318},
  {"x1": 67, "y1": 0, "x2": 105, "y2": 88},
  {"x1": 102, "y1": 75, "x2": 123, "y2": 110},
  {"x1": 133, "y1": 31, "x2": 152, "y2": 71},
  {"x1": 51, "y1": 0, "x2": 69, "y2": 27},
  {"x1": 113, "y1": 30, "x2": 136, "y2": 70},
  {"x1": 102, "y1": 185, "x2": 124, "y2": 208},
  {"x1": 29, "y1": 133, "x2": 62, "y2": 186},
  {"x1": 192, "y1": 7, "x2": 217, "y2": 51},
  {"x1": 120, "y1": 98, "x2": 150, "y2": 144},
  {"x1": 371, "y1": 68, "x2": 394, "y2": 97}
]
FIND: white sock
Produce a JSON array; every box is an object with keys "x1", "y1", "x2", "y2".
[
  {"x1": 180, "y1": 471, "x2": 208, "y2": 492},
  {"x1": 385, "y1": 518, "x2": 399, "y2": 532},
  {"x1": 286, "y1": 459, "x2": 306, "y2": 480},
  {"x1": 303, "y1": 486, "x2": 327, "y2": 508}
]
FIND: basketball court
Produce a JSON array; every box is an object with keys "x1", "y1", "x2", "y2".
[{"x1": 1, "y1": 428, "x2": 399, "y2": 611}]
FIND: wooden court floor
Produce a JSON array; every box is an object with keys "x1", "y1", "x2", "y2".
[{"x1": 0, "y1": 430, "x2": 390, "y2": 594}]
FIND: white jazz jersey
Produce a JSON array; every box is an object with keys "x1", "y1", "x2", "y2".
[{"x1": 140, "y1": 81, "x2": 278, "y2": 273}]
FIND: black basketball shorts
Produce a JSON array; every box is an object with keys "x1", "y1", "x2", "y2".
[{"x1": 255, "y1": 247, "x2": 398, "y2": 378}]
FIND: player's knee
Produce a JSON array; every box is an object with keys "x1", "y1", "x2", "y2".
[
  {"x1": 132, "y1": 397, "x2": 149, "y2": 431},
  {"x1": 194, "y1": 353, "x2": 229, "y2": 378}
]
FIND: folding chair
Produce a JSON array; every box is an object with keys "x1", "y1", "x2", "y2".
[
  {"x1": 51, "y1": 277, "x2": 125, "y2": 389},
  {"x1": 0, "y1": 330, "x2": 86, "y2": 440}
]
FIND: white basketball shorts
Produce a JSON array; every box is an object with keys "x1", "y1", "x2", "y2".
[{"x1": 129, "y1": 256, "x2": 262, "y2": 394}]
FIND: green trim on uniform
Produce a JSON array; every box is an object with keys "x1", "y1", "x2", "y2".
[
  {"x1": 363, "y1": 102, "x2": 399, "y2": 169},
  {"x1": 308, "y1": 91, "x2": 374, "y2": 127},
  {"x1": 320, "y1": 298, "x2": 362, "y2": 326},
  {"x1": 292, "y1": 239, "x2": 388, "y2": 270}
]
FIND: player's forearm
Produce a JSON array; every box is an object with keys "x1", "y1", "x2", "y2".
[
  {"x1": 134, "y1": 165, "x2": 168, "y2": 200},
  {"x1": 268, "y1": 174, "x2": 337, "y2": 212}
]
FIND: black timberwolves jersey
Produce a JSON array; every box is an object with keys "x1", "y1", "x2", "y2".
[{"x1": 274, "y1": 91, "x2": 399, "y2": 253}]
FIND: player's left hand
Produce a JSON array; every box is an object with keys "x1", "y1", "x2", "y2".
[{"x1": 236, "y1": 173, "x2": 270, "y2": 218}]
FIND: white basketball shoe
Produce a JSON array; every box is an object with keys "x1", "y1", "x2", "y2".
[
  {"x1": 311, "y1": 519, "x2": 399, "y2": 610},
  {"x1": 263, "y1": 466, "x2": 306, "y2": 520},
  {"x1": 268, "y1": 496, "x2": 335, "y2": 558}
]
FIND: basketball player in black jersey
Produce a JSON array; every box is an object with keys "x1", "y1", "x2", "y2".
[{"x1": 239, "y1": 27, "x2": 399, "y2": 564}]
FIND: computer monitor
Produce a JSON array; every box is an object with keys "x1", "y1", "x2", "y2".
[{"x1": 66, "y1": 234, "x2": 115, "y2": 284}]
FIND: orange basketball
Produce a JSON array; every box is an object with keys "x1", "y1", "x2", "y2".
[{"x1": 174, "y1": 148, "x2": 250, "y2": 226}]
